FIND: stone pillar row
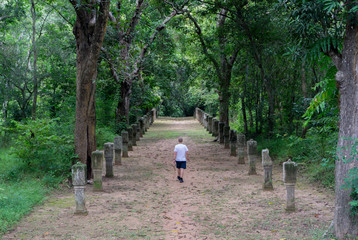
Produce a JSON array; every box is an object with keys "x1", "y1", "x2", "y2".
[
  {"x1": 70, "y1": 109, "x2": 157, "y2": 214},
  {"x1": 193, "y1": 107, "x2": 299, "y2": 212}
]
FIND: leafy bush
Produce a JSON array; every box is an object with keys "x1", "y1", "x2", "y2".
[
  {"x1": 96, "y1": 125, "x2": 117, "y2": 149},
  {"x1": 10, "y1": 118, "x2": 75, "y2": 185}
]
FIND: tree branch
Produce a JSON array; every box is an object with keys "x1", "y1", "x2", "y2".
[
  {"x1": 124, "y1": 0, "x2": 146, "y2": 44},
  {"x1": 186, "y1": 12, "x2": 221, "y2": 79},
  {"x1": 132, "y1": 9, "x2": 178, "y2": 79},
  {"x1": 101, "y1": 47, "x2": 121, "y2": 83},
  {"x1": 0, "y1": 16, "x2": 15, "y2": 22}
]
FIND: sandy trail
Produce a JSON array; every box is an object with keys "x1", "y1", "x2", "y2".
[{"x1": 3, "y1": 117, "x2": 334, "y2": 240}]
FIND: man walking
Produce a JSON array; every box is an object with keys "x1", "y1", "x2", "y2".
[{"x1": 173, "y1": 137, "x2": 189, "y2": 183}]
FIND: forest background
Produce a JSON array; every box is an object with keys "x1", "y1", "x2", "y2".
[{"x1": 0, "y1": 0, "x2": 357, "y2": 238}]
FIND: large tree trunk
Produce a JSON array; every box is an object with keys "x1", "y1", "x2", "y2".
[
  {"x1": 70, "y1": 0, "x2": 110, "y2": 178},
  {"x1": 334, "y1": 20, "x2": 358, "y2": 239}
]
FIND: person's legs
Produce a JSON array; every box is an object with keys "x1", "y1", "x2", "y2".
[
  {"x1": 177, "y1": 168, "x2": 181, "y2": 180},
  {"x1": 180, "y1": 168, "x2": 184, "y2": 179}
]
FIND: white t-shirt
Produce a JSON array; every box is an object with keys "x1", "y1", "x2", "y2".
[{"x1": 174, "y1": 143, "x2": 188, "y2": 162}]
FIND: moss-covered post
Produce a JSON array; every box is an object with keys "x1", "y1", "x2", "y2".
[
  {"x1": 208, "y1": 116, "x2": 213, "y2": 134},
  {"x1": 104, "y1": 143, "x2": 114, "y2": 178},
  {"x1": 219, "y1": 122, "x2": 225, "y2": 144},
  {"x1": 224, "y1": 124, "x2": 230, "y2": 149},
  {"x1": 139, "y1": 118, "x2": 144, "y2": 137},
  {"x1": 127, "y1": 127, "x2": 133, "y2": 151},
  {"x1": 283, "y1": 159, "x2": 298, "y2": 212},
  {"x1": 200, "y1": 109, "x2": 204, "y2": 125},
  {"x1": 230, "y1": 130, "x2": 237, "y2": 156},
  {"x1": 247, "y1": 139, "x2": 257, "y2": 175},
  {"x1": 212, "y1": 119, "x2": 218, "y2": 137},
  {"x1": 144, "y1": 115, "x2": 148, "y2": 132},
  {"x1": 131, "y1": 124, "x2": 137, "y2": 146},
  {"x1": 72, "y1": 162, "x2": 88, "y2": 215},
  {"x1": 151, "y1": 109, "x2": 155, "y2": 123},
  {"x1": 262, "y1": 149, "x2": 273, "y2": 190},
  {"x1": 91, "y1": 151, "x2": 103, "y2": 191},
  {"x1": 237, "y1": 133, "x2": 246, "y2": 164},
  {"x1": 135, "y1": 123, "x2": 140, "y2": 141},
  {"x1": 122, "y1": 131, "x2": 129, "y2": 158},
  {"x1": 114, "y1": 136, "x2": 122, "y2": 165}
]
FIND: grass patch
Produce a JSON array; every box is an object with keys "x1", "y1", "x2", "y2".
[
  {"x1": 0, "y1": 179, "x2": 48, "y2": 234},
  {"x1": 0, "y1": 148, "x2": 49, "y2": 236}
]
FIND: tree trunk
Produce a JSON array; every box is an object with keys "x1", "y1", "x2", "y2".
[
  {"x1": 241, "y1": 75, "x2": 248, "y2": 135},
  {"x1": 70, "y1": 0, "x2": 110, "y2": 179},
  {"x1": 30, "y1": 0, "x2": 38, "y2": 120},
  {"x1": 334, "y1": 21, "x2": 358, "y2": 239},
  {"x1": 116, "y1": 79, "x2": 131, "y2": 125},
  {"x1": 301, "y1": 60, "x2": 307, "y2": 98},
  {"x1": 219, "y1": 74, "x2": 231, "y2": 125}
]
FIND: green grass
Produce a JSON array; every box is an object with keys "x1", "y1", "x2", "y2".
[{"x1": 0, "y1": 148, "x2": 48, "y2": 235}]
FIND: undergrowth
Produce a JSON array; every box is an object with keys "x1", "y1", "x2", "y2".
[{"x1": 256, "y1": 130, "x2": 336, "y2": 190}]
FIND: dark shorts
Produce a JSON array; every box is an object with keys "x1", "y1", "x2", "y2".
[{"x1": 176, "y1": 161, "x2": 186, "y2": 169}]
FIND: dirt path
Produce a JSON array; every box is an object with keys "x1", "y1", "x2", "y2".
[{"x1": 3, "y1": 117, "x2": 334, "y2": 240}]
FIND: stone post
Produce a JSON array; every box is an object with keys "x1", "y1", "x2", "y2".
[
  {"x1": 230, "y1": 130, "x2": 237, "y2": 156},
  {"x1": 208, "y1": 116, "x2": 213, "y2": 134},
  {"x1": 200, "y1": 110, "x2": 204, "y2": 125},
  {"x1": 203, "y1": 113, "x2": 208, "y2": 129},
  {"x1": 237, "y1": 133, "x2": 246, "y2": 164},
  {"x1": 104, "y1": 143, "x2": 114, "y2": 178},
  {"x1": 113, "y1": 136, "x2": 122, "y2": 165},
  {"x1": 151, "y1": 109, "x2": 156, "y2": 123},
  {"x1": 219, "y1": 122, "x2": 225, "y2": 144},
  {"x1": 195, "y1": 108, "x2": 199, "y2": 121},
  {"x1": 72, "y1": 162, "x2": 87, "y2": 215},
  {"x1": 262, "y1": 149, "x2": 273, "y2": 190},
  {"x1": 127, "y1": 127, "x2": 133, "y2": 151},
  {"x1": 136, "y1": 123, "x2": 141, "y2": 141},
  {"x1": 283, "y1": 159, "x2": 298, "y2": 212},
  {"x1": 92, "y1": 151, "x2": 103, "y2": 191},
  {"x1": 224, "y1": 125, "x2": 230, "y2": 149},
  {"x1": 131, "y1": 124, "x2": 137, "y2": 146},
  {"x1": 139, "y1": 118, "x2": 144, "y2": 137},
  {"x1": 143, "y1": 115, "x2": 148, "y2": 132},
  {"x1": 247, "y1": 139, "x2": 257, "y2": 175},
  {"x1": 122, "y1": 131, "x2": 129, "y2": 158},
  {"x1": 213, "y1": 119, "x2": 219, "y2": 137}
]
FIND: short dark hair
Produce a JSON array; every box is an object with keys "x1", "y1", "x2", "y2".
[{"x1": 178, "y1": 138, "x2": 183, "y2": 143}]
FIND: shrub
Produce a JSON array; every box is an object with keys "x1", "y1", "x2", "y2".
[{"x1": 10, "y1": 118, "x2": 75, "y2": 185}]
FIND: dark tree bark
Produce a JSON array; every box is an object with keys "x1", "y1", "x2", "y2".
[
  {"x1": 235, "y1": 6, "x2": 275, "y2": 134},
  {"x1": 69, "y1": 0, "x2": 110, "y2": 178},
  {"x1": 187, "y1": 9, "x2": 239, "y2": 125},
  {"x1": 329, "y1": 9, "x2": 358, "y2": 238},
  {"x1": 103, "y1": 1, "x2": 179, "y2": 125},
  {"x1": 30, "y1": 0, "x2": 38, "y2": 120}
]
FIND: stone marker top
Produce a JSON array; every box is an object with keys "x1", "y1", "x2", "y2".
[
  {"x1": 92, "y1": 150, "x2": 103, "y2": 169},
  {"x1": 114, "y1": 136, "x2": 122, "y2": 150},
  {"x1": 262, "y1": 149, "x2": 272, "y2": 167},
  {"x1": 104, "y1": 142, "x2": 114, "y2": 157},
  {"x1": 247, "y1": 139, "x2": 257, "y2": 155},
  {"x1": 122, "y1": 131, "x2": 129, "y2": 142},
  {"x1": 72, "y1": 162, "x2": 86, "y2": 186},
  {"x1": 237, "y1": 133, "x2": 246, "y2": 146},
  {"x1": 283, "y1": 159, "x2": 298, "y2": 184}
]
